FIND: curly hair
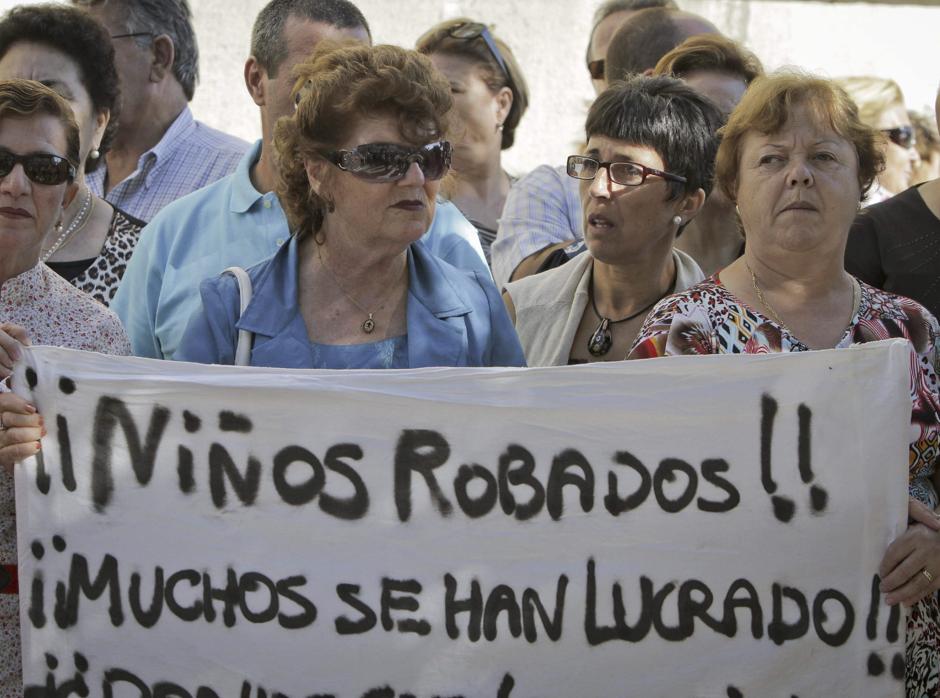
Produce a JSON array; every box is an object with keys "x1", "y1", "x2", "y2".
[
  {"x1": 0, "y1": 4, "x2": 120, "y2": 173},
  {"x1": 274, "y1": 42, "x2": 453, "y2": 241},
  {"x1": 416, "y1": 18, "x2": 528, "y2": 150},
  {"x1": 716, "y1": 72, "x2": 885, "y2": 202},
  {"x1": 0, "y1": 79, "x2": 81, "y2": 170}
]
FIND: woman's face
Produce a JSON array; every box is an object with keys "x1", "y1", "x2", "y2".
[
  {"x1": 0, "y1": 41, "x2": 108, "y2": 172},
  {"x1": 429, "y1": 52, "x2": 509, "y2": 167},
  {"x1": 875, "y1": 102, "x2": 919, "y2": 195},
  {"x1": 306, "y1": 115, "x2": 442, "y2": 251},
  {"x1": 682, "y1": 69, "x2": 748, "y2": 118},
  {"x1": 734, "y1": 104, "x2": 861, "y2": 257},
  {"x1": 579, "y1": 135, "x2": 689, "y2": 265},
  {"x1": 0, "y1": 114, "x2": 74, "y2": 277}
]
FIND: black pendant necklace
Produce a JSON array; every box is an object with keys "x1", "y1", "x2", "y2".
[{"x1": 587, "y1": 286, "x2": 664, "y2": 357}]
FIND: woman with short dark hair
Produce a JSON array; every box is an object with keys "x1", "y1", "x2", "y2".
[
  {"x1": 502, "y1": 75, "x2": 721, "y2": 366},
  {"x1": 0, "y1": 3, "x2": 145, "y2": 305},
  {"x1": 629, "y1": 72, "x2": 940, "y2": 697},
  {"x1": 176, "y1": 42, "x2": 524, "y2": 369}
]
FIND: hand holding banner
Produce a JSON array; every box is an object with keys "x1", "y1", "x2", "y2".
[{"x1": 13, "y1": 341, "x2": 912, "y2": 697}]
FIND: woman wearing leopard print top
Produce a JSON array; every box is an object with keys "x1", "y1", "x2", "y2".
[{"x1": 0, "y1": 5, "x2": 145, "y2": 305}]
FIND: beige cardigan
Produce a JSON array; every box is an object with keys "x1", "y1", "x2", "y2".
[{"x1": 505, "y1": 250, "x2": 704, "y2": 366}]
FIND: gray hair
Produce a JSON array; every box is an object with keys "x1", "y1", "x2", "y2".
[
  {"x1": 251, "y1": 0, "x2": 371, "y2": 77},
  {"x1": 75, "y1": 0, "x2": 199, "y2": 101}
]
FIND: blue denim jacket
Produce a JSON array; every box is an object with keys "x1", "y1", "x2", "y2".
[{"x1": 175, "y1": 237, "x2": 526, "y2": 369}]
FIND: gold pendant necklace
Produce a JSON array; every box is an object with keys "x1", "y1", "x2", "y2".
[
  {"x1": 316, "y1": 244, "x2": 404, "y2": 334},
  {"x1": 746, "y1": 262, "x2": 860, "y2": 332}
]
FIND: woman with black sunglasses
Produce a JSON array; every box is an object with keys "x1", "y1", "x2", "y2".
[
  {"x1": 175, "y1": 43, "x2": 524, "y2": 369},
  {"x1": 416, "y1": 19, "x2": 529, "y2": 265},
  {"x1": 846, "y1": 86, "x2": 940, "y2": 320},
  {"x1": 501, "y1": 75, "x2": 720, "y2": 365},
  {"x1": 837, "y1": 76, "x2": 921, "y2": 206},
  {"x1": 0, "y1": 78, "x2": 129, "y2": 698}
]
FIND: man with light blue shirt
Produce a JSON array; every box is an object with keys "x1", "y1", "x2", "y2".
[
  {"x1": 112, "y1": 0, "x2": 488, "y2": 360},
  {"x1": 73, "y1": 0, "x2": 250, "y2": 222}
]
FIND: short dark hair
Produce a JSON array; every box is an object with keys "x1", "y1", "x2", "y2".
[
  {"x1": 251, "y1": 0, "x2": 371, "y2": 77},
  {"x1": 586, "y1": 0, "x2": 677, "y2": 65},
  {"x1": 416, "y1": 18, "x2": 529, "y2": 150},
  {"x1": 275, "y1": 42, "x2": 452, "y2": 240},
  {"x1": 585, "y1": 74, "x2": 723, "y2": 200},
  {"x1": 0, "y1": 78, "x2": 81, "y2": 171},
  {"x1": 604, "y1": 8, "x2": 716, "y2": 82},
  {"x1": 73, "y1": 0, "x2": 199, "y2": 101},
  {"x1": 0, "y1": 4, "x2": 121, "y2": 172}
]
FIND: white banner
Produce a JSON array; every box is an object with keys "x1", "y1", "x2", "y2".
[{"x1": 13, "y1": 341, "x2": 913, "y2": 698}]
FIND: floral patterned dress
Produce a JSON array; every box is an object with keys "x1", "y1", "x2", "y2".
[
  {"x1": 0, "y1": 263, "x2": 130, "y2": 697},
  {"x1": 630, "y1": 275, "x2": 940, "y2": 698}
]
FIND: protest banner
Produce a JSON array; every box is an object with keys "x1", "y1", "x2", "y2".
[{"x1": 12, "y1": 340, "x2": 913, "y2": 697}]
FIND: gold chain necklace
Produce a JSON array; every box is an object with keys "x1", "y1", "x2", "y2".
[
  {"x1": 746, "y1": 262, "x2": 860, "y2": 331},
  {"x1": 316, "y1": 244, "x2": 405, "y2": 334}
]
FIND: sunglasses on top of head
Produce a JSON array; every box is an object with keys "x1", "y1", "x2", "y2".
[
  {"x1": 0, "y1": 148, "x2": 75, "y2": 186},
  {"x1": 881, "y1": 125, "x2": 916, "y2": 150},
  {"x1": 587, "y1": 59, "x2": 605, "y2": 81},
  {"x1": 317, "y1": 141, "x2": 452, "y2": 183},
  {"x1": 446, "y1": 21, "x2": 513, "y2": 88},
  {"x1": 566, "y1": 155, "x2": 687, "y2": 187}
]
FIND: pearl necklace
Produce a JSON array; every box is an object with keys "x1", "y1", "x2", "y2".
[{"x1": 41, "y1": 189, "x2": 94, "y2": 263}]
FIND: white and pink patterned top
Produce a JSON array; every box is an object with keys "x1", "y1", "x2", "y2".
[{"x1": 0, "y1": 262, "x2": 130, "y2": 696}]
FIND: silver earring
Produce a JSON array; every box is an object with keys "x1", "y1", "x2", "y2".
[
  {"x1": 496, "y1": 122, "x2": 504, "y2": 133},
  {"x1": 672, "y1": 215, "x2": 682, "y2": 226},
  {"x1": 89, "y1": 148, "x2": 100, "y2": 160}
]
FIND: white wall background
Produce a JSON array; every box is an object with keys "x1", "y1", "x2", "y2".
[{"x1": 16, "y1": 0, "x2": 940, "y2": 174}]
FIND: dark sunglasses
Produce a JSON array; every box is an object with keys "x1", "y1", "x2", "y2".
[
  {"x1": 567, "y1": 155, "x2": 687, "y2": 186},
  {"x1": 587, "y1": 59, "x2": 605, "y2": 81},
  {"x1": 0, "y1": 148, "x2": 75, "y2": 186},
  {"x1": 446, "y1": 21, "x2": 511, "y2": 86},
  {"x1": 881, "y1": 125, "x2": 916, "y2": 150},
  {"x1": 318, "y1": 141, "x2": 452, "y2": 183}
]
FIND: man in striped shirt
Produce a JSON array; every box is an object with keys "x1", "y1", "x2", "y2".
[{"x1": 72, "y1": 0, "x2": 249, "y2": 222}]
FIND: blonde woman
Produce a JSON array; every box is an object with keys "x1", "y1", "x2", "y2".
[{"x1": 837, "y1": 76, "x2": 920, "y2": 205}]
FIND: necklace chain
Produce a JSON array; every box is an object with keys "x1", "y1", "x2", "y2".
[
  {"x1": 746, "y1": 262, "x2": 860, "y2": 333},
  {"x1": 316, "y1": 244, "x2": 404, "y2": 334},
  {"x1": 41, "y1": 189, "x2": 94, "y2": 263}
]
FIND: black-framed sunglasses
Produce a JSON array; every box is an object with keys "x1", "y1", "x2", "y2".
[
  {"x1": 0, "y1": 148, "x2": 75, "y2": 186},
  {"x1": 446, "y1": 21, "x2": 511, "y2": 85},
  {"x1": 587, "y1": 59, "x2": 605, "y2": 81},
  {"x1": 567, "y1": 155, "x2": 687, "y2": 187},
  {"x1": 881, "y1": 125, "x2": 916, "y2": 150},
  {"x1": 318, "y1": 141, "x2": 452, "y2": 183}
]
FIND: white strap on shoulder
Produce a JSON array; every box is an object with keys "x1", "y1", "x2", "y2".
[{"x1": 222, "y1": 266, "x2": 254, "y2": 367}]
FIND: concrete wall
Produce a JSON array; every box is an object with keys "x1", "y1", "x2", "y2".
[{"x1": 13, "y1": 0, "x2": 940, "y2": 174}]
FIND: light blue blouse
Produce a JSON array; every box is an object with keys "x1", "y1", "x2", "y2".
[{"x1": 175, "y1": 238, "x2": 526, "y2": 369}]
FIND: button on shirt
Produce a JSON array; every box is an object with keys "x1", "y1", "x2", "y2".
[
  {"x1": 87, "y1": 106, "x2": 250, "y2": 223},
  {"x1": 112, "y1": 140, "x2": 491, "y2": 360},
  {"x1": 491, "y1": 164, "x2": 583, "y2": 289}
]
